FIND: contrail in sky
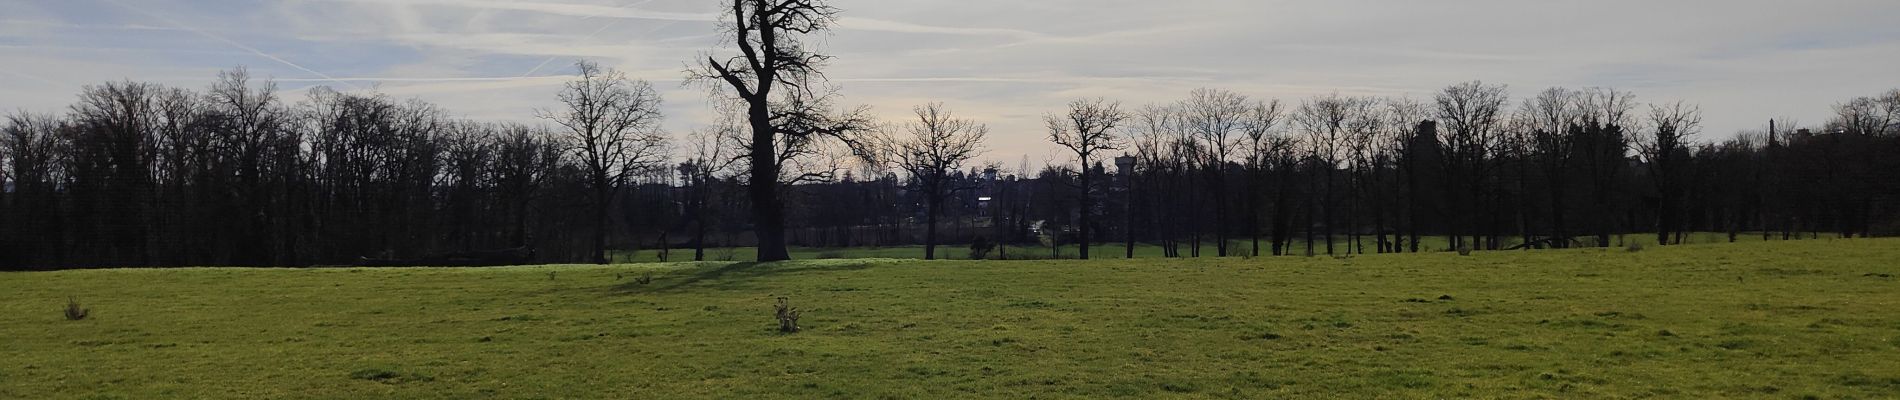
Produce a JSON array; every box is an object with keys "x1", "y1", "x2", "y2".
[
  {"x1": 0, "y1": 69, "x2": 70, "y2": 88},
  {"x1": 99, "y1": 0, "x2": 362, "y2": 90},
  {"x1": 518, "y1": 0, "x2": 669, "y2": 78}
]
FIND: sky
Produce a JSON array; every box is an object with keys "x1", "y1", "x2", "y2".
[{"x1": 3, "y1": 0, "x2": 1899, "y2": 164}]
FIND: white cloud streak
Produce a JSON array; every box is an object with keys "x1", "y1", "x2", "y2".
[{"x1": 100, "y1": 0, "x2": 362, "y2": 90}]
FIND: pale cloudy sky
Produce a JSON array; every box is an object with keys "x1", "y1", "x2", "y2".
[{"x1": 3, "y1": 0, "x2": 1898, "y2": 163}]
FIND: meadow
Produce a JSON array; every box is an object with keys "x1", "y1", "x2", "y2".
[{"x1": 3, "y1": 239, "x2": 1897, "y2": 399}]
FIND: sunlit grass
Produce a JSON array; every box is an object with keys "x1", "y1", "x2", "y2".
[{"x1": 3, "y1": 239, "x2": 1897, "y2": 398}]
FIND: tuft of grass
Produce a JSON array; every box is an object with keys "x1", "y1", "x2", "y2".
[
  {"x1": 63, "y1": 297, "x2": 89, "y2": 321},
  {"x1": 774, "y1": 297, "x2": 801, "y2": 333}
]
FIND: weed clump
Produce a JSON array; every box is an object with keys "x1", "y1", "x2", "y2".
[
  {"x1": 64, "y1": 297, "x2": 89, "y2": 321},
  {"x1": 774, "y1": 297, "x2": 801, "y2": 333}
]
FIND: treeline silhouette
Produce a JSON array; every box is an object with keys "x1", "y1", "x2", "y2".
[{"x1": 1, "y1": 67, "x2": 1896, "y2": 269}]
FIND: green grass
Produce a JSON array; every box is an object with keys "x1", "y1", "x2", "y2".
[{"x1": 4, "y1": 239, "x2": 1898, "y2": 398}]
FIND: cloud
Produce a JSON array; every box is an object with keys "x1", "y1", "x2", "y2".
[{"x1": 3, "y1": 0, "x2": 1899, "y2": 164}]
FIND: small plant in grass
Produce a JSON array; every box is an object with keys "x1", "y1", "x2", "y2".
[
  {"x1": 634, "y1": 272, "x2": 654, "y2": 285},
  {"x1": 64, "y1": 297, "x2": 90, "y2": 321},
  {"x1": 774, "y1": 297, "x2": 801, "y2": 333},
  {"x1": 546, "y1": 271, "x2": 557, "y2": 281}
]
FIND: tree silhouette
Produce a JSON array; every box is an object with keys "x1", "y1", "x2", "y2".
[
  {"x1": 874, "y1": 103, "x2": 988, "y2": 260},
  {"x1": 1046, "y1": 98, "x2": 1128, "y2": 260},
  {"x1": 540, "y1": 61, "x2": 667, "y2": 264}
]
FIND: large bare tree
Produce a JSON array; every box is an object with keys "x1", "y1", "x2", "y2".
[
  {"x1": 1046, "y1": 98, "x2": 1128, "y2": 260},
  {"x1": 540, "y1": 61, "x2": 667, "y2": 264},
  {"x1": 693, "y1": 0, "x2": 871, "y2": 262},
  {"x1": 876, "y1": 103, "x2": 988, "y2": 260}
]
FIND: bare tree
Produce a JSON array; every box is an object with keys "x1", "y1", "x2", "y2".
[
  {"x1": 492, "y1": 123, "x2": 563, "y2": 249},
  {"x1": 1179, "y1": 88, "x2": 1252, "y2": 256},
  {"x1": 540, "y1": 61, "x2": 667, "y2": 264},
  {"x1": 876, "y1": 103, "x2": 988, "y2": 260},
  {"x1": 680, "y1": 119, "x2": 736, "y2": 262},
  {"x1": 1126, "y1": 104, "x2": 1187, "y2": 257},
  {"x1": 1580, "y1": 87, "x2": 1640, "y2": 129},
  {"x1": 692, "y1": 0, "x2": 873, "y2": 262},
  {"x1": 1, "y1": 112, "x2": 71, "y2": 266},
  {"x1": 1047, "y1": 98, "x2": 1128, "y2": 260},
  {"x1": 1516, "y1": 87, "x2": 1584, "y2": 248},
  {"x1": 1640, "y1": 101, "x2": 1702, "y2": 245},
  {"x1": 1342, "y1": 97, "x2": 1386, "y2": 254},
  {"x1": 1295, "y1": 93, "x2": 1355, "y2": 255},
  {"x1": 1433, "y1": 81, "x2": 1510, "y2": 251},
  {"x1": 1384, "y1": 97, "x2": 1431, "y2": 253},
  {"x1": 1240, "y1": 98, "x2": 1285, "y2": 256}
]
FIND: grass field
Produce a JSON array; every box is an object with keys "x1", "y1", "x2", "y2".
[{"x1": 4, "y1": 239, "x2": 1898, "y2": 399}]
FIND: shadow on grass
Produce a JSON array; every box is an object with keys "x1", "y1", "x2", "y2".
[{"x1": 610, "y1": 260, "x2": 886, "y2": 294}]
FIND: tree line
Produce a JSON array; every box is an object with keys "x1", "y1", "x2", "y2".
[{"x1": 3, "y1": 0, "x2": 1897, "y2": 268}]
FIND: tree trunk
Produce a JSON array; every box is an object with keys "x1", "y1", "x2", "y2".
[
  {"x1": 592, "y1": 183, "x2": 610, "y2": 264},
  {"x1": 749, "y1": 105, "x2": 791, "y2": 262},
  {"x1": 693, "y1": 217, "x2": 707, "y2": 262},
  {"x1": 1078, "y1": 166, "x2": 1092, "y2": 260},
  {"x1": 924, "y1": 195, "x2": 940, "y2": 260}
]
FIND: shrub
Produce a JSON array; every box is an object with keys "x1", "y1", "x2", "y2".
[
  {"x1": 969, "y1": 236, "x2": 996, "y2": 260},
  {"x1": 64, "y1": 297, "x2": 90, "y2": 321},
  {"x1": 775, "y1": 297, "x2": 801, "y2": 333}
]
